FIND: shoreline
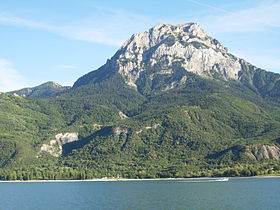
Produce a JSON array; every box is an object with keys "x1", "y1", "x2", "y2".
[{"x1": 0, "y1": 175, "x2": 279, "y2": 183}]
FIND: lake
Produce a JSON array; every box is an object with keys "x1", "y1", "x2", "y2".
[{"x1": 0, "y1": 177, "x2": 279, "y2": 210}]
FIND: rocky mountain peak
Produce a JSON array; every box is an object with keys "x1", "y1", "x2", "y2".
[
  {"x1": 74, "y1": 22, "x2": 256, "y2": 91},
  {"x1": 105, "y1": 22, "x2": 250, "y2": 89},
  {"x1": 153, "y1": 22, "x2": 208, "y2": 39},
  {"x1": 121, "y1": 23, "x2": 209, "y2": 50},
  {"x1": 119, "y1": 22, "x2": 219, "y2": 57}
]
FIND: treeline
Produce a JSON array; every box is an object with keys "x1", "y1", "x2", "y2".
[
  {"x1": 0, "y1": 167, "x2": 96, "y2": 181},
  {"x1": 1, "y1": 162, "x2": 279, "y2": 181},
  {"x1": 120, "y1": 163, "x2": 280, "y2": 179}
]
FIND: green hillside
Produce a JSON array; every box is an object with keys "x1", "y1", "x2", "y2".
[
  {"x1": 1, "y1": 70, "x2": 280, "y2": 179},
  {"x1": 1, "y1": 22, "x2": 280, "y2": 180},
  {"x1": 9, "y1": 81, "x2": 70, "y2": 98}
]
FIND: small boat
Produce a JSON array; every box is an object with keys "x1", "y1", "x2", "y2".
[{"x1": 216, "y1": 177, "x2": 229, "y2": 182}]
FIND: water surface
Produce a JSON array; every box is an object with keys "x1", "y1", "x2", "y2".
[{"x1": 0, "y1": 178, "x2": 279, "y2": 210}]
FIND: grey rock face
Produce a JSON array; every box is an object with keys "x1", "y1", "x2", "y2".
[
  {"x1": 106, "y1": 23, "x2": 254, "y2": 88},
  {"x1": 38, "y1": 133, "x2": 79, "y2": 157},
  {"x1": 245, "y1": 144, "x2": 280, "y2": 160},
  {"x1": 112, "y1": 127, "x2": 129, "y2": 136}
]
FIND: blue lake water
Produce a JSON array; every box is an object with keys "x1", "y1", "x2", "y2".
[{"x1": 0, "y1": 178, "x2": 280, "y2": 210}]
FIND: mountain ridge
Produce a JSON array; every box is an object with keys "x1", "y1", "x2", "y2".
[{"x1": 9, "y1": 81, "x2": 70, "y2": 98}]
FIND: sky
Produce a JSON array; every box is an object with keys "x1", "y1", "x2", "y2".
[{"x1": 0, "y1": 0, "x2": 279, "y2": 92}]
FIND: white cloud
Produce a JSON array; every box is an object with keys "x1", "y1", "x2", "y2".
[
  {"x1": 200, "y1": 0, "x2": 280, "y2": 33},
  {"x1": 55, "y1": 65, "x2": 79, "y2": 69},
  {"x1": 0, "y1": 58, "x2": 27, "y2": 92},
  {"x1": 0, "y1": 9, "x2": 152, "y2": 46}
]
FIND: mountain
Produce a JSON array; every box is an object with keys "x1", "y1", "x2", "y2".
[
  {"x1": 74, "y1": 23, "x2": 280, "y2": 98},
  {"x1": 1, "y1": 23, "x2": 280, "y2": 180},
  {"x1": 9, "y1": 81, "x2": 70, "y2": 98},
  {"x1": 74, "y1": 23, "x2": 251, "y2": 89}
]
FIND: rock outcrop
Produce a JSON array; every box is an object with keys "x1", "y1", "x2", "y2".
[
  {"x1": 245, "y1": 144, "x2": 280, "y2": 160},
  {"x1": 38, "y1": 133, "x2": 79, "y2": 157},
  {"x1": 111, "y1": 127, "x2": 129, "y2": 136},
  {"x1": 136, "y1": 123, "x2": 161, "y2": 134},
  {"x1": 119, "y1": 111, "x2": 128, "y2": 119}
]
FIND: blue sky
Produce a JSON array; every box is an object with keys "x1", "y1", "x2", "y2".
[{"x1": 0, "y1": 0, "x2": 279, "y2": 91}]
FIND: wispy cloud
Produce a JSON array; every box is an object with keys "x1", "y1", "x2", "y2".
[
  {"x1": 0, "y1": 58, "x2": 27, "y2": 92},
  {"x1": 1, "y1": 2, "x2": 279, "y2": 44},
  {"x1": 61, "y1": 7, "x2": 152, "y2": 46},
  {"x1": 0, "y1": 8, "x2": 152, "y2": 46},
  {"x1": 55, "y1": 65, "x2": 79, "y2": 69},
  {"x1": 186, "y1": 0, "x2": 229, "y2": 13},
  {"x1": 0, "y1": 12, "x2": 55, "y2": 30},
  {"x1": 197, "y1": 0, "x2": 280, "y2": 33}
]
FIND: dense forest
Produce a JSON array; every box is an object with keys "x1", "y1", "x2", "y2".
[{"x1": 1, "y1": 65, "x2": 280, "y2": 180}]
